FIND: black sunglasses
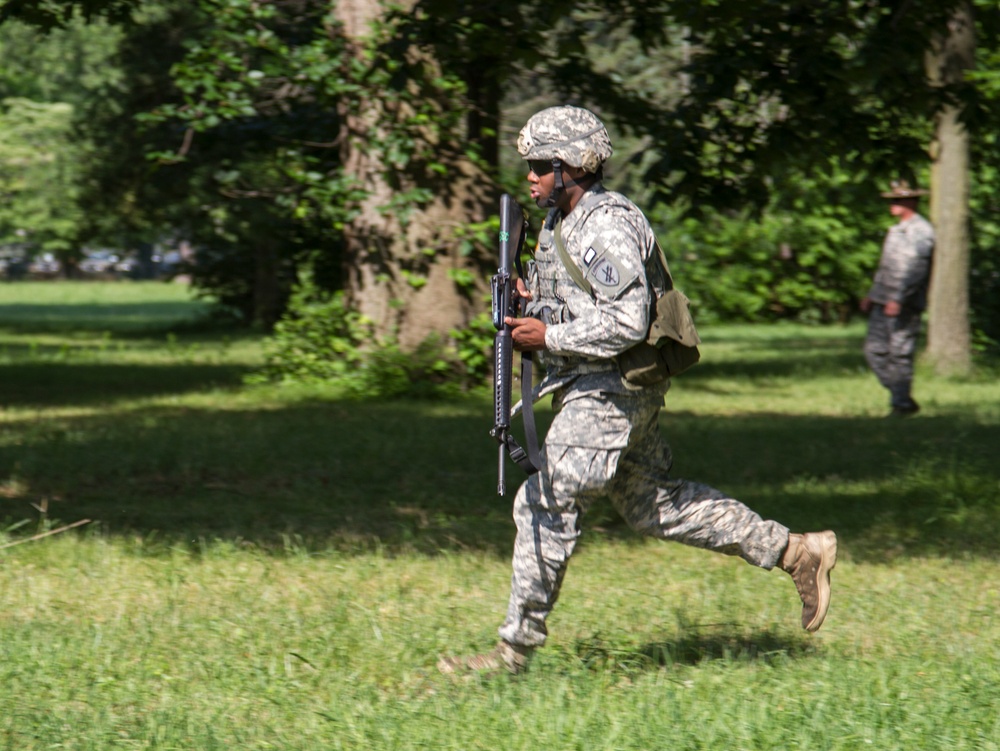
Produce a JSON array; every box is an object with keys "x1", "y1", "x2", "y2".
[{"x1": 528, "y1": 160, "x2": 554, "y2": 176}]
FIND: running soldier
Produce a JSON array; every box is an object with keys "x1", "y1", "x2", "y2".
[{"x1": 439, "y1": 105, "x2": 837, "y2": 675}]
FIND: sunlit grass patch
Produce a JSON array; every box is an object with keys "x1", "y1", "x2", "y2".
[{"x1": 0, "y1": 282, "x2": 998, "y2": 749}]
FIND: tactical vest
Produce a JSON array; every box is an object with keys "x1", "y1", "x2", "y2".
[{"x1": 530, "y1": 187, "x2": 700, "y2": 385}]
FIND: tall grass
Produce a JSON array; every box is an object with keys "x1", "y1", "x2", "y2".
[{"x1": 1, "y1": 282, "x2": 998, "y2": 750}]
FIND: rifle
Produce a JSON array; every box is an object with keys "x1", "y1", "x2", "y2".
[{"x1": 490, "y1": 193, "x2": 540, "y2": 495}]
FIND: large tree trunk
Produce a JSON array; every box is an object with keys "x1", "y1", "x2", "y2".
[
  {"x1": 334, "y1": 0, "x2": 493, "y2": 350},
  {"x1": 925, "y1": 2, "x2": 974, "y2": 376}
]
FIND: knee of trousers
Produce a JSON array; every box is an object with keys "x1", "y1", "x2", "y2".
[
  {"x1": 863, "y1": 337, "x2": 889, "y2": 360},
  {"x1": 540, "y1": 444, "x2": 623, "y2": 508}
]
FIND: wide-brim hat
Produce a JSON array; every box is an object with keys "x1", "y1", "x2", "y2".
[{"x1": 881, "y1": 179, "x2": 928, "y2": 199}]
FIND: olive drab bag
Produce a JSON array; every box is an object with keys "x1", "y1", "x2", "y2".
[{"x1": 553, "y1": 219, "x2": 701, "y2": 386}]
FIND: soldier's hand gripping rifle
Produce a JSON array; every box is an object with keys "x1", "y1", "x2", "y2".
[{"x1": 490, "y1": 193, "x2": 540, "y2": 496}]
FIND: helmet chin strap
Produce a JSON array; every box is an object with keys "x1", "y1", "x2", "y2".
[
  {"x1": 540, "y1": 158, "x2": 565, "y2": 209},
  {"x1": 540, "y1": 158, "x2": 598, "y2": 210}
]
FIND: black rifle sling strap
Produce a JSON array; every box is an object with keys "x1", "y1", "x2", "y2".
[{"x1": 506, "y1": 251, "x2": 541, "y2": 475}]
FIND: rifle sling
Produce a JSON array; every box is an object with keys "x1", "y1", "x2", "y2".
[
  {"x1": 507, "y1": 252, "x2": 540, "y2": 475},
  {"x1": 504, "y1": 352, "x2": 540, "y2": 474},
  {"x1": 553, "y1": 213, "x2": 676, "y2": 299},
  {"x1": 504, "y1": 207, "x2": 675, "y2": 476}
]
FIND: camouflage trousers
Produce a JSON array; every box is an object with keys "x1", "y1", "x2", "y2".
[
  {"x1": 864, "y1": 305, "x2": 922, "y2": 409},
  {"x1": 498, "y1": 388, "x2": 790, "y2": 648}
]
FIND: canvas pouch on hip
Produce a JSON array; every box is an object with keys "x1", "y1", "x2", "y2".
[{"x1": 618, "y1": 287, "x2": 700, "y2": 386}]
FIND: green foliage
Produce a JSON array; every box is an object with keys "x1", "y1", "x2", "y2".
[
  {"x1": 968, "y1": 0, "x2": 1000, "y2": 99},
  {"x1": 450, "y1": 311, "x2": 495, "y2": 382},
  {"x1": 654, "y1": 163, "x2": 882, "y2": 324},
  {"x1": 6, "y1": 0, "x2": 1000, "y2": 351},
  {"x1": 0, "y1": 0, "x2": 139, "y2": 29},
  {"x1": 0, "y1": 97, "x2": 84, "y2": 256},
  {"x1": 969, "y1": 131, "x2": 1000, "y2": 350},
  {"x1": 633, "y1": 0, "x2": 1000, "y2": 212},
  {"x1": 70, "y1": 0, "x2": 357, "y2": 324},
  {"x1": 0, "y1": 16, "x2": 123, "y2": 261},
  {"x1": 253, "y1": 266, "x2": 485, "y2": 397},
  {"x1": 0, "y1": 13, "x2": 122, "y2": 107},
  {"x1": 250, "y1": 264, "x2": 369, "y2": 380}
]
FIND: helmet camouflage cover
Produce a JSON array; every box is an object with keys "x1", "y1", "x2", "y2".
[{"x1": 516, "y1": 105, "x2": 613, "y2": 174}]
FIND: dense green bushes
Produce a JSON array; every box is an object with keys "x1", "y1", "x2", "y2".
[
  {"x1": 257, "y1": 168, "x2": 1000, "y2": 397},
  {"x1": 651, "y1": 166, "x2": 885, "y2": 326},
  {"x1": 252, "y1": 267, "x2": 493, "y2": 397},
  {"x1": 657, "y1": 207, "x2": 878, "y2": 325}
]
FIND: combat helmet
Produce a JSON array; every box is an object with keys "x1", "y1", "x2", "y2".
[{"x1": 517, "y1": 105, "x2": 613, "y2": 174}]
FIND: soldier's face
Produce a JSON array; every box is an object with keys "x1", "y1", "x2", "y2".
[
  {"x1": 527, "y1": 161, "x2": 556, "y2": 207},
  {"x1": 526, "y1": 162, "x2": 586, "y2": 210},
  {"x1": 889, "y1": 198, "x2": 917, "y2": 218}
]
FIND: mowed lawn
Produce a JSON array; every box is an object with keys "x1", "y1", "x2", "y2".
[{"x1": 1, "y1": 281, "x2": 999, "y2": 750}]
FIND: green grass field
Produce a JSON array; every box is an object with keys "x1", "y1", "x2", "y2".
[{"x1": 1, "y1": 281, "x2": 998, "y2": 750}]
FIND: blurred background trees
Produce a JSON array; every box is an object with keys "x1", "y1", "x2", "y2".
[{"x1": 1, "y1": 0, "x2": 998, "y2": 385}]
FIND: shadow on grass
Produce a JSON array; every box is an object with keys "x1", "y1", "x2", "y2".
[
  {"x1": 0, "y1": 362, "x2": 254, "y2": 407},
  {"x1": 0, "y1": 301, "x2": 214, "y2": 334},
  {"x1": 1, "y1": 390, "x2": 998, "y2": 562},
  {"x1": 684, "y1": 351, "x2": 865, "y2": 381},
  {"x1": 571, "y1": 628, "x2": 816, "y2": 673}
]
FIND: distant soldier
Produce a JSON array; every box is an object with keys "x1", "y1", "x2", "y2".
[
  {"x1": 860, "y1": 180, "x2": 935, "y2": 417},
  {"x1": 439, "y1": 105, "x2": 838, "y2": 676}
]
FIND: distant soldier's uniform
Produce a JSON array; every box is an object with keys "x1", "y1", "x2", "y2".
[
  {"x1": 864, "y1": 181, "x2": 935, "y2": 415},
  {"x1": 439, "y1": 106, "x2": 836, "y2": 676}
]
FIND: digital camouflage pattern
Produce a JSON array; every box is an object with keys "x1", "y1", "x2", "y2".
[
  {"x1": 864, "y1": 211, "x2": 934, "y2": 411},
  {"x1": 866, "y1": 213, "x2": 935, "y2": 311},
  {"x1": 498, "y1": 387, "x2": 791, "y2": 647},
  {"x1": 864, "y1": 305, "x2": 923, "y2": 410},
  {"x1": 528, "y1": 186, "x2": 657, "y2": 376},
  {"x1": 516, "y1": 105, "x2": 614, "y2": 173},
  {"x1": 499, "y1": 178, "x2": 791, "y2": 649}
]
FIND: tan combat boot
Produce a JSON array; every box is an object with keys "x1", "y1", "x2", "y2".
[
  {"x1": 437, "y1": 641, "x2": 533, "y2": 676},
  {"x1": 781, "y1": 531, "x2": 837, "y2": 632}
]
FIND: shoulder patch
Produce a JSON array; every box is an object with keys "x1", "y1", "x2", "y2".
[{"x1": 582, "y1": 240, "x2": 638, "y2": 300}]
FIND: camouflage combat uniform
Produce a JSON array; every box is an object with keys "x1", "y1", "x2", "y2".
[
  {"x1": 499, "y1": 183, "x2": 790, "y2": 649},
  {"x1": 863, "y1": 212, "x2": 934, "y2": 412},
  {"x1": 433, "y1": 106, "x2": 833, "y2": 677}
]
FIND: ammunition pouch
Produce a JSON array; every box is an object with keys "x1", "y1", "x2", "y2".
[{"x1": 617, "y1": 289, "x2": 700, "y2": 386}]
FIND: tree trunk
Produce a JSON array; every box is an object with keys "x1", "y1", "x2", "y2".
[
  {"x1": 925, "y1": 2, "x2": 974, "y2": 376},
  {"x1": 334, "y1": 0, "x2": 493, "y2": 350}
]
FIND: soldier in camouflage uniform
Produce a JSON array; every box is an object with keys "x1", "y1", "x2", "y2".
[
  {"x1": 439, "y1": 106, "x2": 837, "y2": 676},
  {"x1": 860, "y1": 180, "x2": 935, "y2": 417}
]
